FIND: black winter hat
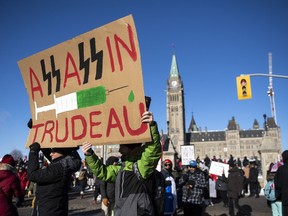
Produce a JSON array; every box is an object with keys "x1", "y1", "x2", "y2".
[
  {"x1": 120, "y1": 143, "x2": 142, "y2": 150},
  {"x1": 106, "y1": 156, "x2": 119, "y2": 165},
  {"x1": 51, "y1": 147, "x2": 78, "y2": 156}
]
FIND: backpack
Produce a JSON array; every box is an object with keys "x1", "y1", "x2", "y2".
[
  {"x1": 133, "y1": 163, "x2": 166, "y2": 216},
  {"x1": 264, "y1": 179, "x2": 276, "y2": 202}
]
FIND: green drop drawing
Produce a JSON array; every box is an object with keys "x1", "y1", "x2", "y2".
[{"x1": 128, "y1": 91, "x2": 135, "y2": 102}]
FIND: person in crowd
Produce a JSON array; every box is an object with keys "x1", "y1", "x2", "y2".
[
  {"x1": 23, "y1": 155, "x2": 28, "y2": 165},
  {"x1": 227, "y1": 161, "x2": 244, "y2": 216},
  {"x1": 216, "y1": 169, "x2": 229, "y2": 208},
  {"x1": 78, "y1": 166, "x2": 88, "y2": 199},
  {"x1": 236, "y1": 158, "x2": 242, "y2": 168},
  {"x1": 241, "y1": 163, "x2": 250, "y2": 197},
  {"x1": 275, "y1": 150, "x2": 288, "y2": 216},
  {"x1": 16, "y1": 162, "x2": 29, "y2": 205},
  {"x1": 27, "y1": 143, "x2": 81, "y2": 216},
  {"x1": 82, "y1": 111, "x2": 161, "y2": 216},
  {"x1": 203, "y1": 168, "x2": 213, "y2": 207},
  {"x1": 204, "y1": 155, "x2": 211, "y2": 168},
  {"x1": 86, "y1": 165, "x2": 95, "y2": 190},
  {"x1": 161, "y1": 159, "x2": 177, "y2": 215},
  {"x1": 178, "y1": 160, "x2": 206, "y2": 216},
  {"x1": 248, "y1": 161, "x2": 260, "y2": 198},
  {"x1": 0, "y1": 154, "x2": 22, "y2": 216},
  {"x1": 71, "y1": 172, "x2": 77, "y2": 188},
  {"x1": 228, "y1": 155, "x2": 235, "y2": 167},
  {"x1": 266, "y1": 164, "x2": 282, "y2": 216},
  {"x1": 242, "y1": 156, "x2": 249, "y2": 167},
  {"x1": 172, "y1": 162, "x2": 183, "y2": 212},
  {"x1": 196, "y1": 156, "x2": 201, "y2": 164},
  {"x1": 93, "y1": 175, "x2": 101, "y2": 202},
  {"x1": 100, "y1": 156, "x2": 119, "y2": 216}
]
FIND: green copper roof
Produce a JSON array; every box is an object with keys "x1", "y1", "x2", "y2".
[{"x1": 170, "y1": 54, "x2": 179, "y2": 77}]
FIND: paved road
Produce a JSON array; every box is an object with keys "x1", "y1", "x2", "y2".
[
  {"x1": 18, "y1": 189, "x2": 272, "y2": 216},
  {"x1": 204, "y1": 195, "x2": 272, "y2": 216}
]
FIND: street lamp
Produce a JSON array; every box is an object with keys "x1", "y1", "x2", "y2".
[{"x1": 263, "y1": 114, "x2": 268, "y2": 133}]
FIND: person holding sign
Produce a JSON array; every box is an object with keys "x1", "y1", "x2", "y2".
[
  {"x1": 27, "y1": 143, "x2": 81, "y2": 216},
  {"x1": 81, "y1": 110, "x2": 161, "y2": 216}
]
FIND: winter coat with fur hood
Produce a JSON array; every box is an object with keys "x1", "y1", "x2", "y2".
[{"x1": 0, "y1": 163, "x2": 22, "y2": 215}]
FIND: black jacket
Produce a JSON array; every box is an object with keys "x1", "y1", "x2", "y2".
[
  {"x1": 275, "y1": 161, "x2": 288, "y2": 205},
  {"x1": 216, "y1": 175, "x2": 228, "y2": 191},
  {"x1": 227, "y1": 167, "x2": 244, "y2": 199},
  {"x1": 28, "y1": 149, "x2": 81, "y2": 216},
  {"x1": 161, "y1": 168, "x2": 173, "y2": 179},
  {"x1": 249, "y1": 167, "x2": 259, "y2": 183},
  {"x1": 100, "y1": 180, "x2": 116, "y2": 204}
]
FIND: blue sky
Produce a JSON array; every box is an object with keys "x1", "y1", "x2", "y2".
[{"x1": 1, "y1": 0, "x2": 288, "y2": 159}]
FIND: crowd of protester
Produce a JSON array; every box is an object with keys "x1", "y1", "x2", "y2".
[{"x1": 1, "y1": 148, "x2": 287, "y2": 216}]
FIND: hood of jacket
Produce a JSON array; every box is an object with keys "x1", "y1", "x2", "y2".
[
  {"x1": 0, "y1": 163, "x2": 17, "y2": 182},
  {"x1": 59, "y1": 152, "x2": 81, "y2": 173}
]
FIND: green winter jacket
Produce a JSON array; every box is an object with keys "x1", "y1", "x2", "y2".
[
  {"x1": 85, "y1": 122, "x2": 161, "y2": 216},
  {"x1": 85, "y1": 122, "x2": 161, "y2": 181}
]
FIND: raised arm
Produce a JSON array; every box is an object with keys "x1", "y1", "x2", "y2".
[
  {"x1": 137, "y1": 111, "x2": 162, "y2": 179},
  {"x1": 82, "y1": 142, "x2": 120, "y2": 182}
]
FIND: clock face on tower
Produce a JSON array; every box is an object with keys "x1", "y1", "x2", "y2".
[{"x1": 171, "y1": 80, "x2": 178, "y2": 87}]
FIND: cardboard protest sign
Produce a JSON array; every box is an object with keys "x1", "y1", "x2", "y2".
[
  {"x1": 181, "y1": 145, "x2": 195, "y2": 165},
  {"x1": 209, "y1": 161, "x2": 229, "y2": 177},
  {"x1": 18, "y1": 15, "x2": 151, "y2": 148}
]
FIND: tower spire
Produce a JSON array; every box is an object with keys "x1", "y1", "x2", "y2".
[{"x1": 170, "y1": 54, "x2": 180, "y2": 78}]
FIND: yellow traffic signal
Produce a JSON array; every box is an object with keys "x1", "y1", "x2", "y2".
[{"x1": 236, "y1": 75, "x2": 252, "y2": 100}]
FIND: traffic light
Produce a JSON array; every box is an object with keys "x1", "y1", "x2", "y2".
[{"x1": 236, "y1": 75, "x2": 252, "y2": 100}]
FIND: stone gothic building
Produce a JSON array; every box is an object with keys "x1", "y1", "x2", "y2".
[{"x1": 163, "y1": 53, "x2": 282, "y2": 180}]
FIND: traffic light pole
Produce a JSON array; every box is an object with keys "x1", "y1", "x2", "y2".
[
  {"x1": 240, "y1": 73, "x2": 288, "y2": 123},
  {"x1": 244, "y1": 73, "x2": 288, "y2": 79}
]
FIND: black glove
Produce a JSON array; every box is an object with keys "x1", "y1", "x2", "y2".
[
  {"x1": 29, "y1": 142, "x2": 41, "y2": 152},
  {"x1": 27, "y1": 118, "x2": 33, "y2": 129}
]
